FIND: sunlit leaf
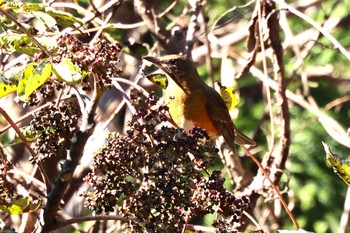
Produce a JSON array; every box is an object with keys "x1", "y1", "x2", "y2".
[
  {"x1": 47, "y1": 9, "x2": 83, "y2": 30},
  {"x1": 146, "y1": 73, "x2": 168, "y2": 89},
  {"x1": 17, "y1": 64, "x2": 35, "y2": 101},
  {"x1": 0, "y1": 197, "x2": 29, "y2": 214},
  {"x1": 0, "y1": 65, "x2": 26, "y2": 98},
  {"x1": 1, "y1": 2, "x2": 83, "y2": 29},
  {"x1": 25, "y1": 61, "x2": 52, "y2": 100},
  {"x1": 0, "y1": 197, "x2": 41, "y2": 214},
  {"x1": 322, "y1": 142, "x2": 350, "y2": 186},
  {"x1": 17, "y1": 61, "x2": 52, "y2": 101},
  {"x1": 1, "y1": 2, "x2": 44, "y2": 12},
  {"x1": 0, "y1": 81, "x2": 15, "y2": 98},
  {"x1": 0, "y1": 35, "x2": 40, "y2": 55},
  {"x1": 32, "y1": 11, "x2": 59, "y2": 33},
  {"x1": 215, "y1": 81, "x2": 239, "y2": 111},
  {"x1": 0, "y1": 34, "x2": 57, "y2": 56},
  {"x1": 52, "y1": 58, "x2": 83, "y2": 84}
]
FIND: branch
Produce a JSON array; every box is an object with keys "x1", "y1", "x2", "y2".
[
  {"x1": 242, "y1": 60, "x2": 350, "y2": 148},
  {"x1": 274, "y1": 0, "x2": 350, "y2": 62},
  {"x1": 0, "y1": 108, "x2": 51, "y2": 189},
  {"x1": 185, "y1": 0, "x2": 203, "y2": 57},
  {"x1": 239, "y1": 0, "x2": 296, "y2": 230},
  {"x1": 36, "y1": 79, "x2": 102, "y2": 233},
  {"x1": 49, "y1": 214, "x2": 218, "y2": 232},
  {"x1": 134, "y1": 0, "x2": 186, "y2": 54},
  {"x1": 266, "y1": 0, "x2": 290, "y2": 177}
]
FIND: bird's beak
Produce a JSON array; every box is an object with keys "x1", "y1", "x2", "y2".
[{"x1": 143, "y1": 56, "x2": 162, "y2": 66}]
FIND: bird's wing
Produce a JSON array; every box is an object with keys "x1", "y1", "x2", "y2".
[{"x1": 206, "y1": 90, "x2": 255, "y2": 147}]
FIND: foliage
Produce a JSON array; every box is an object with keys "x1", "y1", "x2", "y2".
[
  {"x1": 83, "y1": 92, "x2": 250, "y2": 232},
  {"x1": 0, "y1": 0, "x2": 349, "y2": 233}
]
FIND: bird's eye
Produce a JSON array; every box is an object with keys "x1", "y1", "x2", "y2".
[{"x1": 169, "y1": 59, "x2": 177, "y2": 65}]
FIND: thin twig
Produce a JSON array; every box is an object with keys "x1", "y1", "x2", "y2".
[
  {"x1": 103, "y1": 71, "x2": 147, "y2": 129},
  {"x1": 0, "y1": 108, "x2": 51, "y2": 189},
  {"x1": 90, "y1": 11, "x2": 114, "y2": 44},
  {"x1": 235, "y1": 57, "x2": 350, "y2": 148},
  {"x1": 0, "y1": 96, "x2": 75, "y2": 135},
  {"x1": 51, "y1": 215, "x2": 132, "y2": 231},
  {"x1": 243, "y1": 146, "x2": 300, "y2": 229},
  {"x1": 338, "y1": 187, "x2": 350, "y2": 233},
  {"x1": 257, "y1": 0, "x2": 275, "y2": 151},
  {"x1": 325, "y1": 95, "x2": 350, "y2": 110},
  {"x1": 274, "y1": 0, "x2": 350, "y2": 62}
]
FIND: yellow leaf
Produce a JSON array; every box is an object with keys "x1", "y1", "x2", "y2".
[
  {"x1": 17, "y1": 64, "x2": 35, "y2": 101},
  {"x1": 0, "y1": 197, "x2": 41, "y2": 215},
  {"x1": 0, "y1": 82, "x2": 16, "y2": 98},
  {"x1": 322, "y1": 142, "x2": 350, "y2": 186},
  {"x1": 25, "y1": 61, "x2": 52, "y2": 99},
  {"x1": 0, "y1": 197, "x2": 29, "y2": 214},
  {"x1": 17, "y1": 61, "x2": 52, "y2": 101},
  {"x1": 215, "y1": 81, "x2": 239, "y2": 111},
  {"x1": 52, "y1": 58, "x2": 83, "y2": 84},
  {"x1": 146, "y1": 73, "x2": 168, "y2": 89}
]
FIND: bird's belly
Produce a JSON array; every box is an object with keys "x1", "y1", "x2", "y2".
[{"x1": 166, "y1": 92, "x2": 219, "y2": 139}]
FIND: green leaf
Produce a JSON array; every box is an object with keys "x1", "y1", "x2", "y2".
[
  {"x1": 1, "y1": 2, "x2": 45, "y2": 12},
  {"x1": 25, "y1": 61, "x2": 52, "y2": 100},
  {"x1": 32, "y1": 11, "x2": 59, "y2": 33},
  {"x1": 17, "y1": 64, "x2": 35, "y2": 101},
  {"x1": 52, "y1": 58, "x2": 84, "y2": 84},
  {"x1": 323, "y1": 142, "x2": 350, "y2": 186},
  {"x1": 123, "y1": 40, "x2": 148, "y2": 58},
  {"x1": 1, "y1": 2, "x2": 83, "y2": 29},
  {"x1": 17, "y1": 61, "x2": 52, "y2": 101},
  {"x1": 146, "y1": 73, "x2": 168, "y2": 89},
  {"x1": 0, "y1": 197, "x2": 41, "y2": 214},
  {"x1": 46, "y1": 8, "x2": 83, "y2": 30},
  {"x1": 215, "y1": 81, "x2": 239, "y2": 111},
  {"x1": 0, "y1": 34, "x2": 40, "y2": 55},
  {"x1": 2, "y1": 126, "x2": 39, "y2": 147},
  {"x1": 0, "y1": 197, "x2": 29, "y2": 214},
  {"x1": 13, "y1": 126, "x2": 39, "y2": 144},
  {"x1": 0, "y1": 34, "x2": 57, "y2": 56},
  {"x1": 0, "y1": 65, "x2": 27, "y2": 98}
]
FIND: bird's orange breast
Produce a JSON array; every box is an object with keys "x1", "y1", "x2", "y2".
[{"x1": 165, "y1": 85, "x2": 220, "y2": 138}]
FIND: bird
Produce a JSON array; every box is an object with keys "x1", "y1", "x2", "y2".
[{"x1": 142, "y1": 54, "x2": 255, "y2": 151}]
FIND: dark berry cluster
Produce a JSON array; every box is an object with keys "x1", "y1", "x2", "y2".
[
  {"x1": 0, "y1": 148, "x2": 15, "y2": 207},
  {"x1": 19, "y1": 79, "x2": 64, "y2": 108},
  {"x1": 192, "y1": 171, "x2": 251, "y2": 232},
  {"x1": 83, "y1": 91, "x2": 250, "y2": 232},
  {"x1": 53, "y1": 34, "x2": 123, "y2": 90},
  {"x1": 38, "y1": 79, "x2": 64, "y2": 99},
  {"x1": 30, "y1": 103, "x2": 80, "y2": 163}
]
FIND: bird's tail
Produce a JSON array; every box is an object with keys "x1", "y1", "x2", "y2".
[{"x1": 234, "y1": 130, "x2": 256, "y2": 146}]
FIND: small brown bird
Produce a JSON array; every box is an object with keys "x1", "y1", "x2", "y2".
[{"x1": 143, "y1": 55, "x2": 255, "y2": 151}]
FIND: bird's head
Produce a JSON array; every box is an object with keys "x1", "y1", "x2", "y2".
[{"x1": 143, "y1": 55, "x2": 199, "y2": 91}]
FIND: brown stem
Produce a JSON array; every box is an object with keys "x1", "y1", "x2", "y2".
[
  {"x1": 36, "y1": 78, "x2": 101, "y2": 232},
  {"x1": 0, "y1": 107, "x2": 51, "y2": 189}
]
